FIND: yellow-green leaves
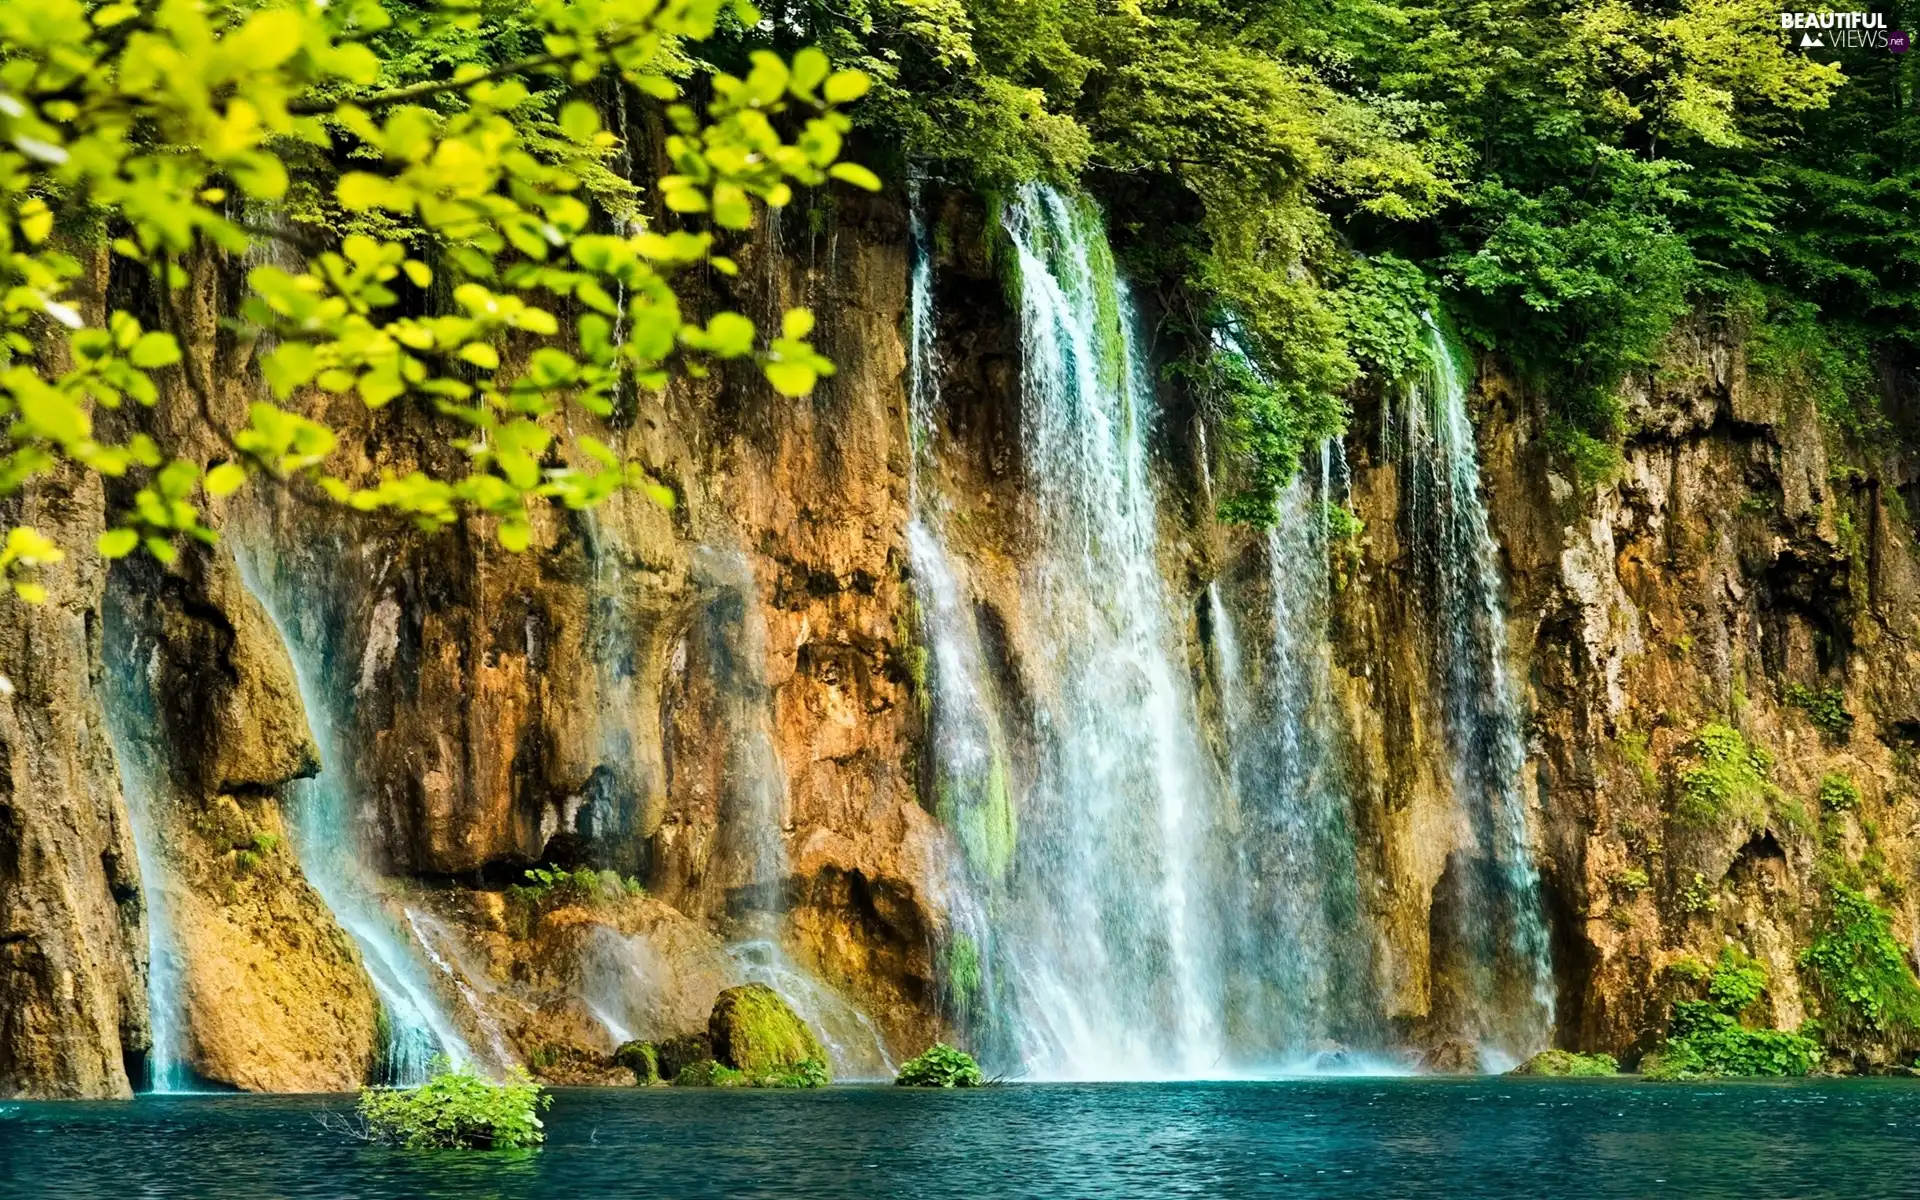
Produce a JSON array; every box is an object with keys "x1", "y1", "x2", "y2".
[
  {"x1": 0, "y1": 525, "x2": 63, "y2": 603},
  {"x1": 0, "y1": 0, "x2": 876, "y2": 590}
]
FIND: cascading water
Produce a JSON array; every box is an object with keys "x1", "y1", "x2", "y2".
[
  {"x1": 99, "y1": 600, "x2": 188, "y2": 1092},
  {"x1": 231, "y1": 543, "x2": 475, "y2": 1083},
  {"x1": 1396, "y1": 314, "x2": 1555, "y2": 1060},
  {"x1": 977, "y1": 184, "x2": 1224, "y2": 1078},
  {"x1": 1220, "y1": 447, "x2": 1382, "y2": 1064},
  {"x1": 901, "y1": 182, "x2": 1024, "y2": 1059}
]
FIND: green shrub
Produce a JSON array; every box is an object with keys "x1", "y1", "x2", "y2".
[
  {"x1": 896, "y1": 1043, "x2": 985, "y2": 1088},
  {"x1": 1817, "y1": 773, "x2": 1861, "y2": 813},
  {"x1": 1509, "y1": 1049, "x2": 1618, "y2": 1077},
  {"x1": 1786, "y1": 685, "x2": 1854, "y2": 742},
  {"x1": 507, "y1": 867, "x2": 643, "y2": 909},
  {"x1": 1800, "y1": 886, "x2": 1920, "y2": 1043},
  {"x1": 1675, "y1": 724, "x2": 1774, "y2": 826},
  {"x1": 1678, "y1": 872, "x2": 1720, "y2": 914},
  {"x1": 1611, "y1": 867, "x2": 1650, "y2": 894},
  {"x1": 762, "y1": 1058, "x2": 830, "y2": 1089},
  {"x1": 356, "y1": 1065, "x2": 550, "y2": 1150},
  {"x1": 1644, "y1": 948, "x2": 1818, "y2": 1080}
]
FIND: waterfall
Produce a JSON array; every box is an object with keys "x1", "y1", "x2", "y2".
[
  {"x1": 99, "y1": 602, "x2": 188, "y2": 1092},
  {"x1": 231, "y1": 544, "x2": 475, "y2": 1083},
  {"x1": 1228, "y1": 465, "x2": 1378, "y2": 1061},
  {"x1": 902, "y1": 180, "x2": 1031, "y2": 1064},
  {"x1": 986, "y1": 183, "x2": 1223, "y2": 1078},
  {"x1": 1398, "y1": 314, "x2": 1555, "y2": 1060}
]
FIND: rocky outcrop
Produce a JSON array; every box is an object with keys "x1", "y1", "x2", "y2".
[
  {"x1": 103, "y1": 547, "x2": 379, "y2": 1092},
  {"x1": 0, "y1": 467, "x2": 147, "y2": 1099},
  {"x1": 1471, "y1": 326, "x2": 1920, "y2": 1067},
  {"x1": 709, "y1": 982, "x2": 827, "y2": 1078}
]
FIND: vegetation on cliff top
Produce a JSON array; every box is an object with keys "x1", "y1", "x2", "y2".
[{"x1": 749, "y1": 1, "x2": 1912, "y2": 513}]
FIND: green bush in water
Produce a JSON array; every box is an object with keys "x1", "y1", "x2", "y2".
[
  {"x1": 1509, "y1": 1050, "x2": 1618, "y2": 1077},
  {"x1": 356, "y1": 1064, "x2": 550, "y2": 1149},
  {"x1": 673, "y1": 1060, "x2": 747, "y2": 1088},
  {"x1": 895, "y1": 1043, "x2": 985, "y2": 1088}
]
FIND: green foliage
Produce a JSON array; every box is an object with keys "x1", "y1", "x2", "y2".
[
  {"x1": 895, "y1": 1042, "x2": 985, "y2": 1088},
  {"x1": 1674, "y1": 723, "x2": 1773, "y2": 826},
  {"x1": 1799, "y1": 886, "x2": 1920, "y2": 1045},
  {"x1": 356, "y1": 1063, "x2": 550, "y2": 1149},
  {"x1": 1509, "y1": 1049, "x2": 1617, "y2": 1077},
  {"x1": 1677, "y1": 871, "x2": 1720, "y2": 915},
  {"x1": 673, "y1": 1059, "x2": 746, "y2": 1087},
  {"x1": 1644, "y1": 948, "x2": 1819, "y2": 1080},
  {"x1": 508, "y1": 866, "x2": 642, "y2": 908},
  {"x1": 1817, "y1": 773, "x2": 1861, "y2": 813},
  {"x1": 1610, "y1": 867, "x2": 1649, "y2": 894},
  {"x1": 1786, "y1": 685, "x2": 1853, "y2": 742},
  {"x1": 0, "y1": 0, "x2": 877, "y2": 592}
]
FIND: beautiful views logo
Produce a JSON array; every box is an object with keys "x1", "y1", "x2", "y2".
[{"x1": 1779, "y1": 11, "x2": 1902, "y2": 50}]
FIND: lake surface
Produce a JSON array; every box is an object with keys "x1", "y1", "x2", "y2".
[{"x1": 4, "y1": 1078, "x2": 1918, "y2": 1198}]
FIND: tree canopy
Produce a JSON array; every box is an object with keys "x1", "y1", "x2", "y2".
[{"x1": 1, "y1": 0, "x2": 1911, "y2": 585}]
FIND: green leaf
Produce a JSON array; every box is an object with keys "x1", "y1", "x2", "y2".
[
  {"x1": 765, "y1": 360, "x2": 817, "y2": 396},
  {"x1": 204, "y1": 462, "x2": 248, "y2": 498},
  {"x1": 128, "y1": 332, "x2": 181, "y2": 369},
  {"x1": 497, "y1": 520, "x2": 532, "y2": 552},
  {"x1": 459, "y1": 343, "x2": 500, "y2": 370},
  {"x1": 559, "y1": 101, "x2": 601, "y2": 142},
  {"x1": 829, "y1": 163, "x2": 882, "y2": 193},
  {"x1": 96, "y1": 528, "x2": 139, "y2": 559},
  {"x1": 823, "y1": 70, "x2": 870, "y2": 105}
]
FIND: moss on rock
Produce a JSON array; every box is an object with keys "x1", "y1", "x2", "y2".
[
  {"x1": 1509, "y1": 1050, "x2": 1618, "y2": 1077},
  {"x1": 708, "y1": 984, "x2": 831, "y2": 1085}
]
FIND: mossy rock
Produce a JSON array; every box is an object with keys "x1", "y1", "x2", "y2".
[
  {"x1": 1509, "y1": 1050, "x2": 1618, "y2": 1077},
  {"x1": 708, "y1": 984, "x2": 830, "y2": 1084},
  {"x1": 614, "y1": 1040, "x2": 660, "y2": 1085},
  {"x1": 673, "y1": 1059, "x2": 746, "y2": 1088},
  {"x1": 654, "y1": 1031, "x2": 714, "y2": 1081}
]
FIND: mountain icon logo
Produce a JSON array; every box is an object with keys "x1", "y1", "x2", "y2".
[{"x1": 1800, "y1": 31, "x2": 1824, "y2": 47}]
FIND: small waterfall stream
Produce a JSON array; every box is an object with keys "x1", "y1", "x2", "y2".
[
  {"x1": 99, "y1": 601, "x2": 188, "y2": 1092},
  {"x1": 232, "y1": 544, "x2": 475, "y2": 1083},
  {"x1": 1398, "y1": 315, "x2": 1555, "y2": 1059}
]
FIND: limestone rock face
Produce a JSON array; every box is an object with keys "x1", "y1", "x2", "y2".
[
  {"x1": 0, "y1": 470, "x2": 146, "y2": 1099},
  {"x1": 708, "y1": 983, "x2": 827, "y2": 1078}
]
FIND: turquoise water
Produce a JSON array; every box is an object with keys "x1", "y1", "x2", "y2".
[{"x1": 4, "y1": 1079, "x2": 1918, "y2": 1198}]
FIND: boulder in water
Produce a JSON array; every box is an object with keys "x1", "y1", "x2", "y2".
[
  {"x1": 654, "y1": 1030, "x2": 714, "y2": 1081},
  {"x1": 708, "y1": 984, "x2": 830, "y2": 1085},
  {"x1": 1509, "y1": 1049, "x2": 1618, "y2": 1077},
  {"x1": 1419, "y1": 1039, "x2": 1485, "y2": 1075},
  {"x1": 614, "y1": 1041, "x2": 661, "y2": 1085}
]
